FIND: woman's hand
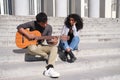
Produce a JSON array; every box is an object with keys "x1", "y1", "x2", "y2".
[{"x1": 73, "y1": 21, "x2": 77, "y2": 26}]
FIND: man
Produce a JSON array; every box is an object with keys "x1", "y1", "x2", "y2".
[{"x1": 17, "y1": 12, "x2": 60, "y2": 78}]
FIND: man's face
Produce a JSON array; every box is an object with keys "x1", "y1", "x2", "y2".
[{"x1": 38, "y1": 22, "x2": 47, "y2": 28}]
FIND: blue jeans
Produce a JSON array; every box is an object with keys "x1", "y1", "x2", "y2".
[{"x1": 59, "y1": 36, "x2": 80, "y2": 51}]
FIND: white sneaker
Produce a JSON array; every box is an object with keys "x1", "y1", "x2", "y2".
[{"x1": 43, "y1": 68, "x2": 60, "y2": 78}]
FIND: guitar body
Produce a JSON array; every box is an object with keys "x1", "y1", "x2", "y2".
[
  {"x1": 16, "y1": 30, "x2": 41, "y2": 48},
  {"x1": 16, "y1": 30, "x2": 69, "y2": 48}
]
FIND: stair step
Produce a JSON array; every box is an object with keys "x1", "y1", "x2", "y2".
[
  {"x1": 0, "y1": 60, "x2": 120, "y2": 80},
  {"x1": 0, "y1": 47, "x2": 120, "y2": 62},
  {"x1": 0, "y1": 15, "x2": 120, "y2": 47},
  {"x1": 59, "y1": 65, "x2": 120, "y2": 80}
]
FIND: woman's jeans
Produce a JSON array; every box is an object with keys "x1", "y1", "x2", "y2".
[{"x1": 59, "y1": 36, "x2": 80, "y2": 51}]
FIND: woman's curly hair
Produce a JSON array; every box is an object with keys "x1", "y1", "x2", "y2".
[{"x1": 64, "y1": 14, "x2": 83, "y2": 31}]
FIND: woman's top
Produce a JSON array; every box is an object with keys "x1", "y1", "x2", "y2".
[
  {"x1": 61, "y1": 24, "x2": 79, "y2": 37},
  {"x1": 61, "y1": 24, "x2": 80, "y2": 44}
]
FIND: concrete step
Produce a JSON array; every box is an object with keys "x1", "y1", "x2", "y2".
[
  {"x1": 1, "y1": 73, "x2": 120, "y2": 80},
  {"x1": 1, "y1": 22, "x2": 120, "y2": 31},
  {"x1": 0, "y1": 58, "x2": 120, "y2": 80},
  {"x1": 59, "y1": 65, "x2": 120, "y2": 80},
  {"x1": 0, "y1": 16, "x2": 64, "y2": 25},
  {"x1": 0, "y1": 15, "x2": 120, "y2": 46},
  {"x1": 1, "y1": 33, "x2": 120, "y2": 47},
  {"x1": 0, "y1": 16, "x2": 120, "y2": 26},
  {"x1": 0, "y1": 15, "x2": 35, "y2": 20},
  {"x1": 0, "y1": 47, "x2": 120, "y2": 62},
  {"x1": 80, "y1": 38, "x2": 120, "y2": 43},
  {"x1": 1, "y1": 28, "x2": 120, "y2": 36},
  {"x1": 1, "y1": 28, "x2": 120, "y2": 37}
]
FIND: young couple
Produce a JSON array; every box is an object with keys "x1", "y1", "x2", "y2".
[{"x1": 17, "y1": 12, "x2": 83, "y2": 78}]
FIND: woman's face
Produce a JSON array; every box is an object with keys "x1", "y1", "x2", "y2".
[{"x1": 69, "y1": 18, "x2": 76, "y2": 26}]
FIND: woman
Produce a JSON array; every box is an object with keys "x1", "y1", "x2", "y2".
[{"x1": 59, "y1": 14, "x2": 83, "y2": 63}]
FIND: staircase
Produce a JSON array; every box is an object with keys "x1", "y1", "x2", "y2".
[{"x1": 0, "y1": 15, "x2": 120, "y2": 80}]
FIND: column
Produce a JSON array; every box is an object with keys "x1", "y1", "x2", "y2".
[
  {"x1": 34, "y1": 0, "x2": 37, "y2": 15},
  {"x1": 46, "y1": 0, "x2": 53, "y2": 16},
  {"x1": 116, "y1": 0, "x2": 120, "y2": 18},
  {"x1": 88, "y1": 0, "x2": 100, "y2": 18},
  {"x1": 14, "y1": 0, "x2": 29, "y2": 15},
  {"x1": 111, "y1": 0, "x2": 117, "y2": 18},
  {"x1": 0, "y1": 0, "x2": 4, "y2": 15},
  {"x1": 100, "y1": 0, "x2": 105, "y2": 18},
  {"x1": 81, "y1": 0, "x2": 85, "y2": 17},
  {"x1": 70, "y1": 0, "x2": 75, "y2": 14},
  {"x1": 53, "y1": 0, "x2": 55, "y2": 17},
  {"x1": 75, "y1": 0, "x2": 81, "y2": 15},
  {"x1": 105, "y1": 0, "x2": 112, "y2": 18},
  {"x1": 118, "y1": 0, "x2": 120, "y2": 18},
  {"x1": 56, "y1": 0, "x2": 67, "y2": 17}
]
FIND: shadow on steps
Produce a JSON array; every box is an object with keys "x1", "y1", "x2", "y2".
[{"x1": 13, "y1": 48, "x2": 47, "y2": 62}]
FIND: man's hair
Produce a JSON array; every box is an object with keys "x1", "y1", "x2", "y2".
[{"x1": 36, "y1": 12, "x2": 48, "y2": 23}]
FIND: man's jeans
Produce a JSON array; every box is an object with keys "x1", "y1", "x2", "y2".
[{"x1": 59, "y1": 36, "x2": 80, "y2": 51}]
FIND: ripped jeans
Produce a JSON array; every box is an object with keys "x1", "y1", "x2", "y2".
[{"x1": 59, "y1": 36, "x2": 80, "y2": 51}]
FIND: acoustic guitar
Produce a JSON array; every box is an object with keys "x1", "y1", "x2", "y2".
[{"x1": 15, "y1": 29, "x2": 69, "y2": 48}]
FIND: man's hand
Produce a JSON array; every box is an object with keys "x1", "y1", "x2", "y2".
[
  {"x1": 18, "y1": 28, "x2": 36, "y2": 40},
  {"x1": 27, "y1": 34, "x2": 36, "y2": 40},
  {"x1": 51, "y1": 36, "x2": 58, "y2": 43},
  {"x1": 48, "y1": 37, "x2": 58, "y2": 45}
]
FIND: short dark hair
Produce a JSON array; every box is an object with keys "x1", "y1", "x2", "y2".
[{"x1": 36, "y1": 12, "x2": 48, "y2": 23}]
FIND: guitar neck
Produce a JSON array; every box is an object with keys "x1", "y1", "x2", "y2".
[
  {"x1": 36, "y1": 35, "x2": 69, "y2": 41},
  {"x1": 36, "y1": 36, "x2": 57, "y2": 40}
]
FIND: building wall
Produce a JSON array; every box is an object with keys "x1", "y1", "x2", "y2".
[{"x1": 0, "y1": 0, "x2": 120, "y2": 18}]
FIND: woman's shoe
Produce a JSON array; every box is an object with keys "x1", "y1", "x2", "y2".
[
  {"x1": 60, "y1": 51, "x2": 68, "y2": 61},
  {"x1": 67, "y1": 51, "x2": 76, "y2": 63},
  {"x1": 69, "y1": 57, "x2": 76, "y2": 63}
]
